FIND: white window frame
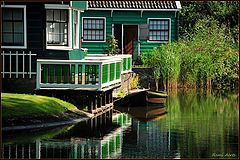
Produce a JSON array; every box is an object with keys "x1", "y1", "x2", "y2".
[
  {"x1": 45, "y1": 4, "x2": 72, "y2": 50},
  {"x1": 82, "y1": 17, "x2": 106, "y2": 42},
  {"x1": 1, "y1": 5, "x2": 27, "y2": 49},
  {"x1": 73, "y1": 9, "x2": 80, "y2": 49},
  {"x1": 147, "y1": 18, "x2": 171, "y2": 43}
]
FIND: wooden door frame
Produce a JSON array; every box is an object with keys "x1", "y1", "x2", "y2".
[
  {"x1": 122, "y1": 24, "x2": 139, "y2": 55},
  {"x1": 113, "y1": 24, "x2": 139, "y2": 55}
]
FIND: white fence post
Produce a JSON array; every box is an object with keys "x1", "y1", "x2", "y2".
[
  {"x1": 9, "y1": 51, "x2": 11, "y2": 78},
  {"x1": 22, "y1": 51, "x2": 25, "y2": 78},
  {"x1": 2, "y1": 51, "x2": 4, "y2": 78},
  {"x1": 29, "y1": 51, "x2": 32, "y2": 78},
  {"x1": 16, "y1": 51, "x2": 18, "y2": 78},
  {"x1": 99, "y1": 64, "x2": 102, "y2": 90},
  {"x1": 36, "y1": 61, "x2": 41, "y2": 89}
]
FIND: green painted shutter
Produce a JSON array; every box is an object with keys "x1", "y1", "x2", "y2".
[
  {"x1": 42, "y1": 64, "x2": 49, "y2": 83},
  {"x1": 63, "y1": 65, "x2": 69, "y2": 84},
  {"x1": 116, "y1": 62, "x2": 121, "y2": 80},
  {"x1": 56, "y1": 65, "x2": 62, "y2": 83},
  {"x1": 123, "y1": 58, "x2": 127, "y2": 71},
  {"x1": 49, "y1": 65, "x2": 55, "y2": 83},
  {"x1": 102, "y1": 143, "x2": 108, "y2": 159},
  {"x1": 71, "y1": 64, "x2": 75, "y2": 84},
  {"x1": 110, "y1": 63, "x2": 115, "y2": 81},
  {"x1": 128, "y1": 58, "x2": 131, "y2": 70},
  {"x1": 102, "y1": 64, "x2": 109, "y2": 83},
  {"x1": 78, "y1": 65, "x2": 82, "y2": 84}
]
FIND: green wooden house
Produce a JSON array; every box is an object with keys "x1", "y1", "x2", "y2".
[
  {"x1": 1, "y1": 1, "x2": 181, "y2": 92},
  {"x1": 79, "y1": 1, "x2": 181, "y2": 60}
]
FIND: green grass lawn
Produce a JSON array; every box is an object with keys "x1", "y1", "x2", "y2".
[{"x1": 1, "y1": 93, "x2": 79, "y2": 119}]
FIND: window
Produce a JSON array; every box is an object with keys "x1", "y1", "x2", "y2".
[
  {"x1": 149, "y1": 19, "x2": 170, "y2": 42},
  {"x1": 2, "y1": 5, "x2": 26, "y2": 48},
  {"x1": 83, "y1": 18, "x2": 105, "y2": 41},
  {"x1": 73, "y1": 10, "x2": 79, "y2": 48},
  {"x1": 46, "y1": 9, "x2": 68, "y2": 46}
]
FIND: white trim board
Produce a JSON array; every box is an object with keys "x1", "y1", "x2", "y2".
[{"x1": 1, "y1": 5, "x2": 27, "y2": 49}]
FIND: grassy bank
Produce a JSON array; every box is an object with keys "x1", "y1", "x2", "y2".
[{"x1": 1, "y1": 93, "x2": 91, "y2": 127}]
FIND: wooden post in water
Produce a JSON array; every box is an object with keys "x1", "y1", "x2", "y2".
[
  {"x1": 102, "y1": 92, "x2": 106, "y2": 107},
  {"x1": 106, "y1": 91, "x2": 109, "y2": 104}
]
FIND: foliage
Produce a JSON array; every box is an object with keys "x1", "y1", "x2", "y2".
[
  {"x1": 105, "y1": 35, "x2": 120, "y2": 55},
  {"x1": 142, "y1": 18, "x2": 239, "y2": 90},
  {"x1": 179, "y1": 1, "x2": 239, "y2": 44},
  {"x1": 117, "y1": 87, "x2": 126, "y2": 98},
  {"x1": 1, "y1": 93, "x2": 80, "y2": 119},
  {"x1": 141, "y1": 42, "x2": 180, "y2": 91},
  {"x1": 130, "y1": 74, "x2": 140, "y2": 90}
]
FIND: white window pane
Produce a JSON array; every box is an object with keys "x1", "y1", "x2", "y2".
[
  {"x1": 161, "y1": 35, "x2": 164, "y2": 40},
  {"x1": 96, "y1": 35, "x2": 99, "y2": 40},
  {"x1": 3, "y1": 22, "x2": 12, "y2": 32},
  {"x1": 165, "y1": 31, "x2": 168, "y2": 36},
  {"x1": 3, "y1": 33, "x2": 13, "y2": 43},
  {"x1": 3, "y1": 9, "x2": 12, "y2": 20},
  {"x1": 14, "y1": 34, "x2": 23, "y2": 43},
  {"x1": 92, "y1": 22, "x2": 96, "y2": 29},
  {"x1": 54, "y1": 10, "x2": 61, "y2": 21},
  {"x1": 46, "y1": 10, "x2": 53, "y2": 21},
  {"x1": 84, "y1": 35, "x2": 88, "y2": 40},
  {"x1": 149, "y1": 24, "x2": 153, "y2": 30},
  {"x1": 88, "y1": 22, "x2": 91, "y2": 29},
  {"x1": 53, "y1": 34, "x2": 60, "y2": 42},
  {"x1": 14, "y1": 22, "x2": 23, "y2": 33},
  {"x1": 53, "y1": 23, "x2": 60, "y2": 34},
  {"x1": 88, "y1": 35, "x2": 91, "y2": 39},
  {"x1": 61, "y1": 10, "x2": 67, "y2": 22},
  {"x1": 99, "y1": 35, "x2": 103, "y2": 40},
  {"x1": 99, "y1": 31, "x2": 103, "y2": 36},
  {"x1": 91, "y1": 30, "x2": 96, "y2": 35}
]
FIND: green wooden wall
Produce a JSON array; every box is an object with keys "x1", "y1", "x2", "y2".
[{"x1": 80, "y1": 10, "x2": 179, "y2": 55}]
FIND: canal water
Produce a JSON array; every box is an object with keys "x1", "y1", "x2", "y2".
[{"x1": 2, "y1": 91, "x2": 239, "y2": 159}]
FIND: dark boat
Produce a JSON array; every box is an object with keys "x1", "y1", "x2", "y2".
[
  {"x1": 146, "y1": 90, "x2": 168, "y2": 98},
  {"x1": 146, "y1": 91, "x2": 168, "y2": 104},
  {"x1": 115, "y1": 106, "x2": 167, "y2": 122}
]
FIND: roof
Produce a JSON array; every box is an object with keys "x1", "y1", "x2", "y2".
[{"x1": 88, "y1": 1, "x2": 181, "y2": 10}]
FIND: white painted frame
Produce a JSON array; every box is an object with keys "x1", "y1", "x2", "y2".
[
  {"x1": 147, "y1": 18, "x2": 171, "y2": 43},
  {"x1": 81, "y1": 17, "x2": 106, "y2": 42},
  {"x1": 73, "y1": 9, "x2": 80, "y2": 49},
  {"x1": 45, "y1": 4, "x2": 73, "y2": 50},
  {"x1": 1, "y1": 5, "x2": 27, "y2": 49}
]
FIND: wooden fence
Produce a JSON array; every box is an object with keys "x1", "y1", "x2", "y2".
[{"x1": 1, "y1": 51, "x2": 37, "y2": 78}]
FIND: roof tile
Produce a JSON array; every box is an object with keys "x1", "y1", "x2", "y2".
[{"x1": 88, "y1": 1, "x2": 177, "y2": 9}]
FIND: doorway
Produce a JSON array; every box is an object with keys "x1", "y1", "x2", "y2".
[
  {"x1": 124, "y1": 25, "x2": 138, "y2": 55},
  {"x1": 113, "y1": 24, "x2": 138, "y2": 55}
]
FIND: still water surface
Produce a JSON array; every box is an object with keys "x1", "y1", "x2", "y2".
[{"x1": 2, "y1": 91, "x2": 239, "y2": 158}]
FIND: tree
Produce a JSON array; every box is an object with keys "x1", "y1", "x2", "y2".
[{"x1": 105, "y1": 35, "x2": 120, "y2": 55}]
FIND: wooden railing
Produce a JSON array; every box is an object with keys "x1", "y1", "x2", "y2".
[
  {"x1": 1, "y1": 51, "x2": 37, "y2": 78},
  {"x1": 36, "y1": 55, "x2": 132, "y2": 90}
]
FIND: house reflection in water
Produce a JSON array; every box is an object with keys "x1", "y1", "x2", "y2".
[{"x1": 2, "y1": 113, "x2": 131, "y2": 159}]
